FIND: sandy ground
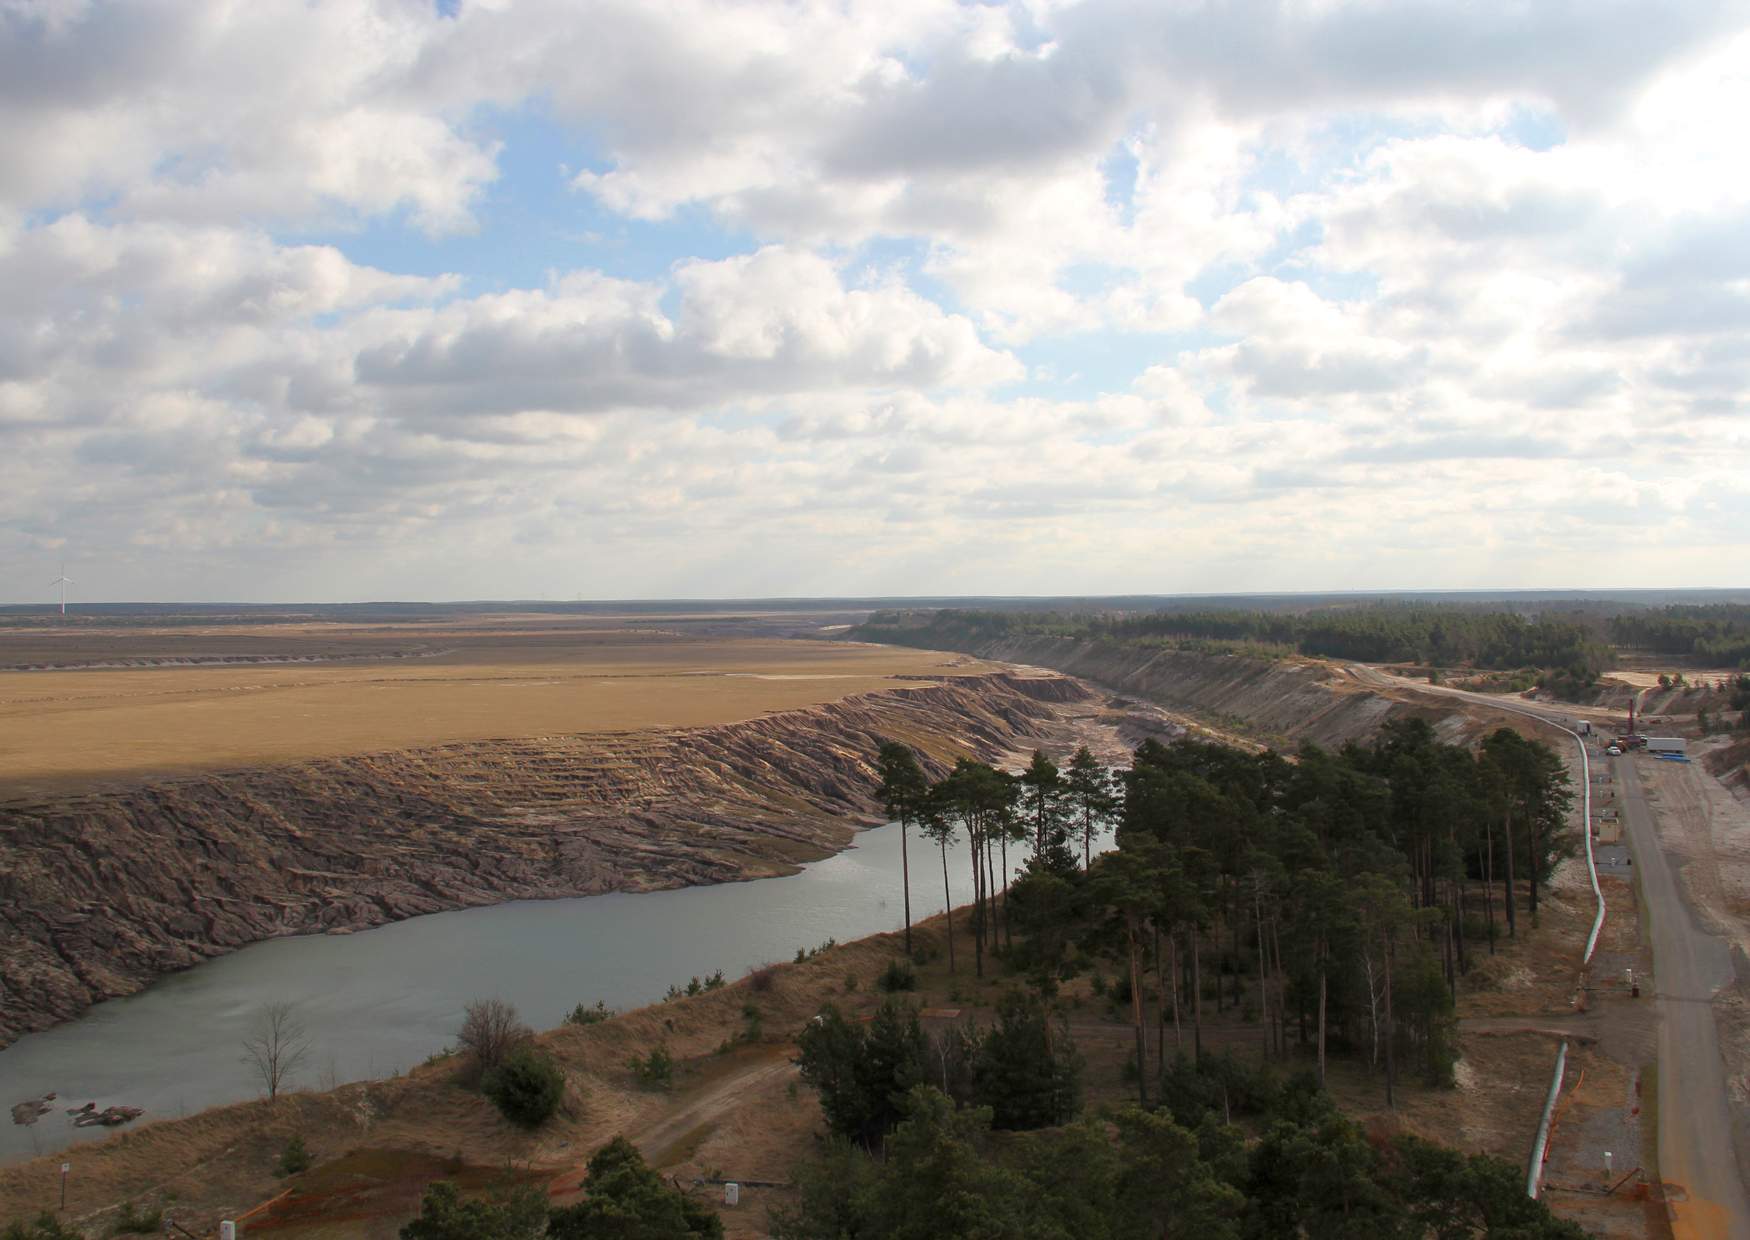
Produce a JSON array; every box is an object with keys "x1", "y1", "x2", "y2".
[
  {"x1": 0, "y1": 621, "x2": 989, "y2": 795},
  {"x1": 1606, "y1": 670, "x2": 1743, "y2": 691}
]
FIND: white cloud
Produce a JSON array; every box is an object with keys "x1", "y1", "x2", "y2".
[{"x1": 1, "y1": 0, "x2": 1748, "y2": 599}]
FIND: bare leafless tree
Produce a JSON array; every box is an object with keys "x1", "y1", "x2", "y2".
[
  {"x1": 241, "y1": 1001, "x2": 310, "y2": 1101},
  {"x1": 457, "y1": 998, "x2": 531, "y2": 1084}
]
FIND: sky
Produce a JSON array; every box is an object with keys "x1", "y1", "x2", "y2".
[{"x1": 2, "y1": 0, "x2": 1748, "y2": 603}]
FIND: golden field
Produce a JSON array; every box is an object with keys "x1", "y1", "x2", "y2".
[{"x1": 0, "y1": 616, "x2": 985, "y2": 795}]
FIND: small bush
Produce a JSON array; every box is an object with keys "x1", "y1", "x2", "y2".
[
  {"x1": 747, "y1": 964, "x2": 778, "y2": 993},
  {"x1": 457, "y1": 998, "x2": 532, "y2": 1086},
  {"x1": 716, "y1": 1007, "x2": 762, "y2": 1056},
  {"x1": 400, "y1": 1180, "x2": 548, "y2": 1240},
  {"x1": 112, "y1": 1202, "x2": 162, "y2": 1235},
  {"x1": 5, "y1": 1214, "x2": 78, "y2": 1240},
  {"x1": 843, "y1": 972, "x2": 859, "y2": 993},
  {"x1": 629, "y1": 1043, "x2": 674, "y2": 1090},
  {"x1": 483, "y1": 1048, "x2": 565, "y2": 1128},
  {"x1": 793, "y1": 937, "x2": 838, "y2": 965},
  {"x1": 563, "y1": 1001, "x2": 612, "y2": 1026},
  {"x1": 664, "y1": 970, "x2": 726, "y2": 1002},
  {"x1": 277, "y1": 1135, "x2": 313, "y2": 1176},
  {"x1": 876, "y1": 958, "x2": 918, "y2": 993}
]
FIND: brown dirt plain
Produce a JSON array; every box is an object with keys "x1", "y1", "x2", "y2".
[{"x1": 0, "y1": 617, "x2": 992, "y2": 796}]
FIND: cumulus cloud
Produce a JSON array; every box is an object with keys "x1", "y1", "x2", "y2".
[
  {"x1": 352, "y1": 247, "x2": 1021, "y2": 417},
  {"x1": 1, "y1": 0, "x2": 1748, "y2": 599}
]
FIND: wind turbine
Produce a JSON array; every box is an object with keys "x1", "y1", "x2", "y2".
[{"x1": 50, "y1": 562, "x2": 73, "y2": 618}]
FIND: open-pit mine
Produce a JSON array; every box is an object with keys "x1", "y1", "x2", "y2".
[{"x1": 0, "y1": 613, "x2": 1123, "y2": 1052}]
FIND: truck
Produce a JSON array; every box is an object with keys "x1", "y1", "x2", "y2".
[{"x1": 1645, "y1": 737, "x2": 1687, "y2": 756}]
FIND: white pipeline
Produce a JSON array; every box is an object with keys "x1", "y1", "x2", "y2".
[
  {"x1": 1470, "y1": 706, "x2": 1600, "y2": 1197},
  {"x1": 1526, "y1": 1039, "x2": 1570, "y2": 1198}
]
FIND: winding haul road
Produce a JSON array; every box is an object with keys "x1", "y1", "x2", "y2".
[{"x1": 1347, "y1": 665, "x2": 1750, "y2": 1237}]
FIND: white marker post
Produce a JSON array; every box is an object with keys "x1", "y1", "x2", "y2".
[{"x1": 60, "y1": 1163, "x2": 69, "y2": 1210}]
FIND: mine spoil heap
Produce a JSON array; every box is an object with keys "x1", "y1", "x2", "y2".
[{"x1": 0, "y1": 671, "x2": 1088, "y2": 1048}]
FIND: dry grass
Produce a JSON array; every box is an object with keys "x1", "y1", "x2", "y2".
[{"x1": 0, "y1": 622, "x2": 986, "y2": 795}]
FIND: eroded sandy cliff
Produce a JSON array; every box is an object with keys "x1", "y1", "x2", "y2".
[{"x1": 0, "y1": 671, "x2": 1089, "y2": 1048}]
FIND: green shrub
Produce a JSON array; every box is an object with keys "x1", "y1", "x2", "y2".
[
  {"x1": 483, "y1": 1048, "x2": 565, "y2": 1128},
  {"x1": 664, "y1": 970, "x2": 726, "y2": 1002},
  {"x1": 717, "y1": 1006, "x2": 764, "y2": 1055},
  {"x1": 549, "y1": 1137, "x2": 722, "y2": 1239},
  {"x1": 278, "y1": 1135, "x2": 313, "y2": 1176},
  {"x1": 629, "y1": 1043, "x2": 674, "y2": 1090},
  {"x1": 796, "y1": 1000, "x2": 928, "y2": 1149},
  {"x1": 4, "y1": 1213, "x2": 78, "y2": 1240},
  {"x1": 399, "y1": 1180, "x2": 547, "y2": 1240},
  {"x1": 876, "y1": 958, "x2": 918, "y2": 993},
  {"x1": 112, "y1": 1202, "x2": 162, "y2": 1235},
  {"x1": 564, "y1": 1001, "x2": 612, "y2": 1026},
  {"x1": 795, "y1": 937, "x2": 836, "y2": 963}
]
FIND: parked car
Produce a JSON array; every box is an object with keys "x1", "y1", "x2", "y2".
[{"x1": 1606, "y1": 745, "x2": 1622, "y2": 756}]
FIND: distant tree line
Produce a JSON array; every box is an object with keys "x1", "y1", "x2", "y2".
[
  {"x1": 858, "y1": 603, "x2": 1617, "y2": 680},
  {"x1": 1607, "y1": 604, "x2": 1750, "y2": 668}
]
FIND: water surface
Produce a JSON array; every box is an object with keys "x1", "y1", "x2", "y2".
[{"x1": 1, "y1": 821, "x2": 1093, "y2": 1162}]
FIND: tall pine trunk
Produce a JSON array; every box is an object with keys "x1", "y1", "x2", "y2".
[
  {"x1": 900, "y1": 814, "x2": 913, "y2": 958},
  {"x1": 939, "y1": 837, "x2": 956, "y2": 974},
  {"x1": 967, "y1": 823, "x2": 984, "y2": 978},
  {"x1": 1528, "y1": 814, "x2": 1541, "y2": 927},
  {"x1": 1169, "y1": 932, "x2": 1183, "y2": 1050},
  {"x1": 1383, "y1": 929, "x2": 1396, "y2": 1108},
  {"x1": 1127, "y1": 914, "x2": 1149, "y2": 1106},
  {"x1": 1191, "y1": 922, "x2": 1204, "y2": 1063},
  {"x1": 1255, "y1": 886, "x2": 1271, "y2": 1060},
  {"x1": 1271, "y1": 919, "x2": 1287, "y2": 1057},
  {"x1": 1502, "y1": 811, "x2": 1518, "y2": 938},
  {"x1": 999, "y1": 833, "x2": 1013, "y2": 952},
  {"x1": 1484, "y1": 823, "x2": 1496, "y2": 953},
  {"x1": 1152, "y1": 924, "x2": 1166, "y2": 1068},
  {"x1": 985, "y1": 829, "x2": 1001, "y2": 953}
]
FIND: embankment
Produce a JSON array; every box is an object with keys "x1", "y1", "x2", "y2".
[
  {"x1": 0, "y1": 671, "x2": 1088, "y2": 1049},
  {"x1": 899, "y1": 635, "x2": 1459, "y2": 748}
]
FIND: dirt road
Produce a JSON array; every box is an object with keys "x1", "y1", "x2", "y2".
[
  {"x1": 1341, "y1": 664, "x2": 1626, "y2": 732},
  {"x1": 1616, "y1": 752, "x2": 1750, "y2": 1238}
]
